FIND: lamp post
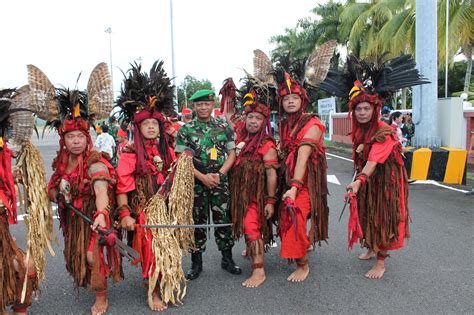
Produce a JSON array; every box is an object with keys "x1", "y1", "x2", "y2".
[
  {"x1": 170, "y1": 0, "x2": 178, "y2": 113},
  {"x1": 105, "y1": 27, "x2": 113, "y2": 95}
]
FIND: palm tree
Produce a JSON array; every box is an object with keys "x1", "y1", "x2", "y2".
[
  {"x1": 339, "y1": 0, "x2": 399, "y2": 58},
  {"x1": 437, "y1": 0, "x2": 473, "y2": 93}
]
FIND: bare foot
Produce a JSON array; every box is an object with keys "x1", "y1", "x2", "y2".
[
  {"x1": 148, "y1": 289, "x2": 168, "y2": 312},
  {"x1": 365, "y1": 259, "x2": 386, "y2": 279},
  {"x1": 358, "y1": 249, "x2": 376, "y2": 260},
  {"x1": 91, "y1": 295, "x2": 108, "y2": 315},
  {"x1": 242, "y1": 268, "x2": 266, "y2": 288},
  {"x1": 287, "y1": 264, "x2": 310, "y2": 282}
]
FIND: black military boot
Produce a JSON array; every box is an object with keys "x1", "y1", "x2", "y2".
[
  {"x1": 186, "y1": 252, "x2": 203, "y2": 280},
  {"x1": 221, "y1": 249, "x2": 242, "y2": 275}
]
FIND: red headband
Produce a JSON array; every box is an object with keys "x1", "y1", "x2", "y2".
[
  {"x1": 243, "y1": 102, "x2": 271, "y2": 117},
  {"x1": 134, "y1": 108, "x2": 165, "y2": 124},
  {"x1": 59, "y1": 118, "x2": 90, "y2": 136},
  {"x1": 349, "y1": 93, "x2": 383, "y2": 113}
]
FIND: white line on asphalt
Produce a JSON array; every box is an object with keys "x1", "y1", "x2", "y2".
[
  {"x1": 327, "y1": 175, "x2": 341, "y2": 185},
  {"x1": 17, "y1": 214, "x2": 59, "y2": 221},
  {"x1": 16, "y1": 205, "x2": 59, "y2": 221},
  {"x1": 326, "y1": 152, "x2": 353, "y2": 163},
  {"x1": 410, "y1": 180, "x2": 470, "y2": 194},
  {"x1": 326, "y1": 152, "x2": 471, "y2": 194}
]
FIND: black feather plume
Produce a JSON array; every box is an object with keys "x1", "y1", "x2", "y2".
[{"x1": 115, "y1": 60, "x2": 175, "y2": 124}]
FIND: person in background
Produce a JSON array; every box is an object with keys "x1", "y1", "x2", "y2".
[
  {"x1": 95, "y1": 124, "x2": 102, "y2": 135},
  {"x1": 108, "y1": 116, "x2": 119, "y2": 142},
  {"x1": 380, "y1": 105, "x2": 391, "y2": 124},
  {"x1": 116, "y1": 127, "x2": 129, "y2": 158},
  {"x1": 94, "y1": 124, "x2": 116, "y2": 160},
  {"x1": 389, "y1": 111, "x2": 407, "y2": 146},
  {"x1": 402, "y1": 113, "x2": 415, "y2": 146}
]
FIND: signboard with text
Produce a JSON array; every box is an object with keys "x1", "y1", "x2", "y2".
[{"x1": 318, "y1": 97, "x2": 336, "y2": 140}]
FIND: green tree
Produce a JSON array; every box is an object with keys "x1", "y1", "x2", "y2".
[
  {"x1": 176, "y1": 75, "x2": 213, "y2": 111},
  {"x1": 438, "y1": 61, "x2": 471, "y2": 97}
]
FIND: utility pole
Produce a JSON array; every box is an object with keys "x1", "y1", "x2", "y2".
[
  {"x1": 412, "y1": 0, "x2": 440, "y2": 147},
  {"x1": 105, "y1": 27, "x2": 113, "y2": 96},
  {"x1": 170, "y1": 0, "x2": 178, "y2": 113}
]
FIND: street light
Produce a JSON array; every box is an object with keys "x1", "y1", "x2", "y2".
[
  {"x1": 105, "y1": 27, "x2": 113, "y2": 95},
  {"x1": 169, "y1": 0, "x2": 178, "y2": 113}
]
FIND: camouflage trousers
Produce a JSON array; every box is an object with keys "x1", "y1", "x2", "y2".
[{"x1": 193, "y1": 177, "x2": 234, "y2": 253}]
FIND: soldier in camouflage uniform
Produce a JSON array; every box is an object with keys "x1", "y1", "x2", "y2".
[{"x1": 175, "y1": 89, "x2": 241, "y2": 280}]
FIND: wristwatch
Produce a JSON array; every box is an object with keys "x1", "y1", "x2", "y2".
[{"x1": 218, "y1": 171, "x2": 225, "y2": 179}]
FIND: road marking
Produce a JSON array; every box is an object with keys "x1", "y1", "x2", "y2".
[
  {"x1": 17, "y1": 214, "x2": 59, "y2": 221},
  {"x1": 326, "y1": 152, "x2": 353, "y2": 163},
  {"x1": 410, "y1": 180, "x2": 470, "y2": 194},
  {"x1": 327, "y1": 175, "x2": 341, "y2": 185},
  {"x1": 17, "y1": 205, "x2": 59, "y2": 221},
  {"x1": 327, "y1": 152, "x2": 471, "y2": 194}
]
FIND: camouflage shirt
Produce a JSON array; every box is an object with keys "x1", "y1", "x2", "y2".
[{"x1": 175, "y1": 117, "x2": 235, "y2": 173}]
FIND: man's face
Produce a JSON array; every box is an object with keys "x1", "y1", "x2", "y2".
[
  {"x1": 282, "y1": 94, "x2": 302, "y2": 114},
  {"x1": 64, "y1": 130, "x2": 88, "y2": 155},
  {"x1": 139, "y1": 118, "x2": 160, "y2": 140},
  {"x1": 354, "y1": 102, "x2": 374, "y2": 124},
  {"x1": 245, "y1": 112, "x2": 265, "y2": 134},
  {"x1": 193, "y1": 101, "x2": 214, "y2": 120}
]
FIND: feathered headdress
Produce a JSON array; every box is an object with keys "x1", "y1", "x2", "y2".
[
  {"x1": 272, "y1": 40, "x2": 337, "y2": 109},
  {"x1": 0, "y1": 87, "x2": 36, "y2": 224},
  {"x1": 28, "y1": 62, "x2": 113, "y2": 181},
  {"x1": 115, "y1": 60, "x2": 175, "y2": 125},
  {"x1": 115, "y1": 60, "x2": 175, "y2": 177},
  {"x1": 27, "y1": 63, "x2": 113, "y2": 134},
  {"x1": 238, "y1": 75, "x2": 277, "y2": 118},
  {"x1": 319, "y1": 54, "x2": 430, "y2": 112},
  {"x1": 0, "y1": 88, "x2": 34, "y2": 142}
]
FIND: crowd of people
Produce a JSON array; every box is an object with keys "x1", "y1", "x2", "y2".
[{"x1": 0, "y1": 53, "x2": 428, "y2": 314}]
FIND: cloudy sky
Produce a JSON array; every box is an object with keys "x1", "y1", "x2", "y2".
[{"x1": 0, "y1": 0, "x2": 325, "y2": 98}]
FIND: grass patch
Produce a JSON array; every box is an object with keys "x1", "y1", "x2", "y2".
[{"x1": 323, "y1": 140, "x2": 353, "y2": 156}]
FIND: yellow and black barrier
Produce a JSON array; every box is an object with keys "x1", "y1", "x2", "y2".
[{"x1": 404, "y1": 147, "x2": 468, "y2": 185}]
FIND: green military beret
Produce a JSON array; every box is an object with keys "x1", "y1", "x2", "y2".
[{"x1": 189, "y1": 89, "x2": 215, "y2": 102}]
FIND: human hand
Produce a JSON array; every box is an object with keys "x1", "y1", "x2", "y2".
[
  {"x1": 282, "y1": 187, "x2": 297, "y2": 201},
  {"x1": 346, "y1": 180, "x2": 361, "y2": 195},
  {"x1": 120, "y1": 215, "x2": 136, "y2": 231},
  {"x1": 264, "y1": 204, "x2": 274, "y2": 219},
  {"x1": 201, "y1": 173, "x2": 219, "y2": 189},
  {"x1": 91, "y1": 213, "x2": 107, "y2": 231}
]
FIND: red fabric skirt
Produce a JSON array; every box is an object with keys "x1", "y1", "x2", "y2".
[
  {"x1": 243, "y1": 202, "x2": 261, "y2": 242},
  {"x1": 280, "y1": 188, "x2": 311, "y2": 259}
]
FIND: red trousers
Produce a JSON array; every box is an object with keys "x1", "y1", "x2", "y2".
[
  {"x1": 280, "y1": 188, "x2": 311, "y2": 259},
  {"x1": 243, "y1": 202, "x2": 261, "y2": 242}
]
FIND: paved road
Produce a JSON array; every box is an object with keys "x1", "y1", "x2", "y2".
[{"x1": 9, "y1": 132, "x2": 473, "y2": 314}]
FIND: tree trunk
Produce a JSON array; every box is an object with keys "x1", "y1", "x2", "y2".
[
  {"x1": 336, "y1": 98, "x2": 341, "y2": 112},
  {"x1": 401, "y1": 88, "x2": 407, "y2": 109},
  {"x1": 464, "y1": 44, "x2": 473, "y2": 93}
]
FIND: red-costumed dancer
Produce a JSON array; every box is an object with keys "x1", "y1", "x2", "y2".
[
  {"x1": 226, "y1": 77, "x2": 278, "y2": 288},
  {"x1": 28, "y1": 63, "x2": 121, "y2": 314},
  {"x1": 271, "y1": 41, "x2": 336, "y2": 282},
  {"x1": 0, "y1": 89, "x2": 39, "y2": 315},
  {"x1": 320, "y1": 54, "x2": 429, "y2": 279},
  {"x1": 114, "y1": 61, "x2": 178, "y2": 311}
]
